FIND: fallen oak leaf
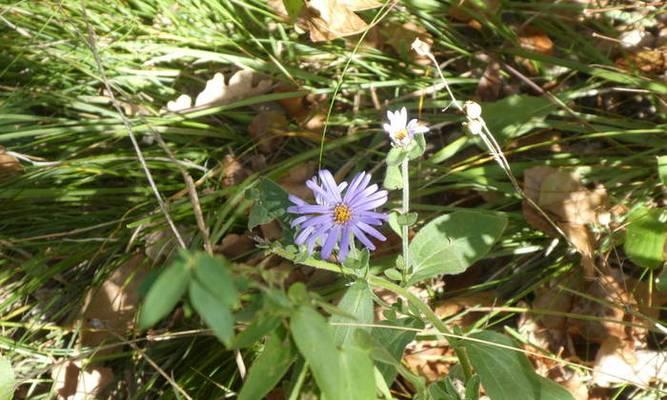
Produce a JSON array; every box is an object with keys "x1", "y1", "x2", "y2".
[
  {"x1": 80, "y1": 254, "x2": 150, "y2": 355},
  {"x1": 51, "y1": 360, "x2": 113, "y2": 400},
  {"x1": 297, "y1": 0, "x2": 378, "y2": 42},
  {"x1": 166, "y1": 70, "x2": 272, "y2": 112},
  {"x1": 522, "y1": 167, "x2": 608, "y2": 277}
]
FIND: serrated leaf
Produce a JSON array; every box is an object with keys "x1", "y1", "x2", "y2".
[
  {"x1": 331, "y1": 280, "x2": 373, "y2": 346},
  {"x1": 139, "y1": 254, "x2": 191, "y2": 329},
  {"x1": 408, "y1": 210, "x2": 507, "y2": 284},
  {"x1": 0, "y1": 357, "x2": 14, "y2": 400},
  {"x1": 290, "y1": 306, "x2": 376, "y2": 400},
  {"x1": 624, "y1": 207, "x2": 667, "y2": 269},
  {"x1": 189, "y1": 278, "x2": 235, "y2": 346},
  {"x1": 463, "y1": 331, "x2": 574, "y2": 400},
  {"x1": 248, "y1": 178, "x2": 290, "y2": 230},
  {"x1": 384, "y1": 163, "x2": 403, "y2": 190},
  {"x1": 238, "y1": 330, "x2": 296, "y2": 400}
]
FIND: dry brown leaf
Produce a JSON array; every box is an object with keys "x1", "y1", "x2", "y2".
[
  {"x1": 476, "y1": 60, "x2": 502, "y2": 102},
  {"x1": 278, "y1": 161, "x2": 317, "y2": 198},
  {"x1": 80, "y1": 254, "x2": 149, "y2": 353},
  {"x1": 0, "y1": 148, "x2": 21, "y2": 181},
  {"x1": 404, "y1": 343, "x2": 453, "y2": 383},
  {"x1": 167, "y1": 70, "x2": 272, "y2": 112},
  {"x1": 615, "y1": 46, "x2": 667, "y2": 75},
  {"x1": 218, "y1": 233, "x2": 255, "y2": 259},
  {"x1": 248, "y1": 110, "x2": 289, "y2": 153},
  {"x1": 568, "y1": 272, "x2": 636, "y2": 343},
  {"x1": 380, "y1": 22, "x2": 434, "y2": 64},
  {"x1": 592, "y1": 337, "x2": 667, "y2": 388},
  {"x1": 222, "y1": 155, "x2": 250, "y2": 188},
  {"x1": 519, "y1": 26, "x2": 554, "y2": 56},
  {"x1": 51, "y1": 360, "x2": 113, "y2": 400},
  {"x1": 298, "y1": 0, "x2": 373, "y2": 42},
  {"x1": 273, "y1": 85, "x2": 326, "y2": 133},
  {"x1": 434, "y1": 291, "x2": 496, "y2": 327},
  {"x1": 522, "y1": 167, "x2": 608, "y2": 276}
]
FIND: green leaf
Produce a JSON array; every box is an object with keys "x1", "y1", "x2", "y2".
[
  {"x1": 238, "y1": 330, "x2": 296, "y2": 400},
  {"x1": 282, "y1": 0, "x2": 304, "y2": 18},
  {"x1": 189, "y1": 278, "x2": 235, "y2": 346},
  {"x1": 658, "y1": 156, "x2": 667, "y2": 185},
  {"x1": 386, "y1": 147, "x2": 407, "y2": 166},
  {"x1": 397, "y1": 212, "x2": 418, "y2": 226},
  {"x1": 463, "y1": 331, "x2": 574, "y2": 400},
  {"x1": 384, "y1": 268, "x2": 402, "y2": 281},
  {"x1": 342, "y1": 248, "x2": 370, "y2": 270},
  {"x1": 408, "y1": 133, "x2": 427, "y2": 160},
  {"x1": 371, "y1": 317, "x2": 423, "y2": 384},
  {"x1": 290, "y1": 306, "x2": 377, "y2": 400},
  {"x1": 193, "y1": 253, "x2": 239, "y2": 307},
  {"x1": 384, "y1": 163, "x2": 402, "y2": 190},
  {"x1": 233, "y1": 314, "x2": 282, "y2": 348},
  {"x1": 248, "y1": 178, "x2": 290, "y2": 230},
  {"x1": 388, "y1": 211, "x2": 402, "y2": 238},
  {"x1": 331, "y1": 280, "x2": 373, "y2": 346},
  {"x1": 624, "y1": 207, "x2": 667, "y2": 269},
  {"x1": 482, "y1": 95, "x2": 556, "y2": 142},
  {"x1": 0, "y1": 357, "x2": 15, "y2": 400},
  {"x1": 139, "y1": 254, "x2": 191, "y2": 329},
  {"x1": 464, "y1": 375, "x2": 480, "y2": 400},
  {"x1": 657, "y1": 268, "x2": 667, "y2": 292},
  {"x1": 408, "y1": 210, "x2": 507, "y2": 285}
]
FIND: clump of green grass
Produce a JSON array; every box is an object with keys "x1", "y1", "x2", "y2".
[{"x1": 1, "y1": 0, "x2": 666, "y2": 399}]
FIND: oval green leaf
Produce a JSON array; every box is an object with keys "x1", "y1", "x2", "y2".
[
  {"x1": 139, "y1": 255, "x2": 191, "y2": 329},
  {"x1": 408, "y1": 210, "x2": 507, "y2": 285},
  {"x1": 463, "y1": 330, "x2": 573, "y2": 400},
  {"x1": 624, "y1": 207, "x2": 666, "y2": 269}
]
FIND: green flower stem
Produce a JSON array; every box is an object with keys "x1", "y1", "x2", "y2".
[
  {"x1": 401, "y1": 158, "x2": 410, "y2": 284},
  {"x1": 271, "y1": 246, "x2": 474, "y2": 381}
]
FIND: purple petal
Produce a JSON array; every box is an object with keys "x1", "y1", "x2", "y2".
[
  {"x1": 349, "y1": 189, "x2": 387, "y2": 208},
  {"x1": 338, "y1": 226, "x2": 351, "y2": 261},
  {"x1": 295, "y1": 226, "x2": 315, "y2": 245},
  {"x1": 306, "y1": 179, "x2": 335, "y2": 205},
  {"x1": 291, "y1": 215, "x2": 309, "y2": 228},
  {"x1": 344, "y1": 172, "x2": 372, "y2": 203},
  {"x1": 354, "y1": 196, "x2": 388, "y2": 211},
  {"x1": 289, "y1": 194, "x2": 307, "y2": 207},
  {"x1": 357, "y1": 221, "x2": 387, "y2": 241},
  {"x1": 300, "y1": 214, "x2": 333, "y2": 229},
  {"x1": 357, "y1": 210, "x2": 389, "y2": 221},
  {"x1": 321, "y1": 225, "x2": 340, "y2": 259},
  {"x1": 293, "y1": 204, "x2": 330, "y2": 214},
  {"x1": 319, "y1": 170, "x2": 342, "y2": 203},
  {"x1": 351, "y1": 225, "x2": 375, "y2": 251},
  {"x1": 343, "y1": 172, "x2": 365, "y2": 202}
]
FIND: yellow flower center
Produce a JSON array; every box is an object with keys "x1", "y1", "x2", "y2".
[
  {"x1": 393, "y1": 129, "x2": 408, "y2": 141},
  {"x1": 333, "y1": 203, "x2": 352, "y2": 224}
]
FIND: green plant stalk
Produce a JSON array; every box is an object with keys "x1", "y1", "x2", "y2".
[
  {"x1": 271, "y1": 247, "x2": 474, "y2": 380},
  {"x1": 401, "y1": 158, "x2": 410, "y2": 284}
]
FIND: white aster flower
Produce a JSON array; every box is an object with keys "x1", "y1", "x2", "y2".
[{"x1": 383, "y1": 107, "x2": 429, "y2": 147}]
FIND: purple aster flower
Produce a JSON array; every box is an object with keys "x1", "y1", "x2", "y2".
[
  {"x1": 287, "y1": 170, "x2": 389, "y2": 262},
  {"x1": 383, "y1": 107, "x2": 429, "y2": 147}
]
